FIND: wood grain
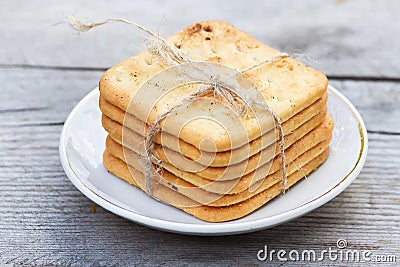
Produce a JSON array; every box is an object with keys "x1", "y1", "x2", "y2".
[{"x1": 0, "y1": 1, "x2": 399, "y2": 266}]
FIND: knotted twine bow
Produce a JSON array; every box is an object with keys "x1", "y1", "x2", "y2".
[{"x1": 66, "y1": 16, "x2": 289, "y2": 195}]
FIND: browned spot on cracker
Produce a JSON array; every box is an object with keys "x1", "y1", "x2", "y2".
[
  {"x1": 235, "y1": 40, "x2": 245, "y2": 52},
  {"x1": 251, "y1": 43, "x2": 260, "y2": 48},
  {"x1": 204, "y1": 25, "x2": 213, "y2": 32},
  {"x1": 207, "y1": 56, "x2": 222, "y2": 63},
  {"x1": 187, "y1": 23, "x2": 202, "y2": 35}
]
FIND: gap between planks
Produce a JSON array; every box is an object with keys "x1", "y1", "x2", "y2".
[{"x1": 1, "y1": 63, "x2": 400, "y2": 82}]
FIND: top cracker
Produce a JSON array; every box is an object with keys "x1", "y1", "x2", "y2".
[{"x1": 99, "y1": 21, "x2": 328, "y2": 152}]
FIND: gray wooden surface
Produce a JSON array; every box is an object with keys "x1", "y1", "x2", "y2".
[{"x1": 1, "y1": 0, "x2": 399, "y2": 266}]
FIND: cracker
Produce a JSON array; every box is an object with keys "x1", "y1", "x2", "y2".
[
  {"x1": 103, "y1": 149, "x2": 330, "y2": 222},
  {"x1": 106, "y1": 113, "x2": 332, "y2": 194},
  {"x1": 102, "y1": 111, "x2": 330, "y2": 180},
  {"x1": 106, "y1": 137, "x2": 330, "y2": 206},
  {"x1": 99, "y1": 21, "x2": 328, "y2": 152},
  {"x1": 99, "y1": 93, "x2": 327, "y2": 166}
]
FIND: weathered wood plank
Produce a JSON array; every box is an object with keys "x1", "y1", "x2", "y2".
[
  {"x1": 1, "y1": 0, "x2": 400, "y2": 77},
  {"x1": 330, "y1": 80, "x2": 400, "y2": 133},
  {"x1": 0, "y1": 68, "x2": 101, "y2": 127}
]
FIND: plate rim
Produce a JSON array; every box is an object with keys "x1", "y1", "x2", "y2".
[{"x1": 59, "y1": 84, "x2": 368, "y2": 235}]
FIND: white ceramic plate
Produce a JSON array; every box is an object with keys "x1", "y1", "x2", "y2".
[{"x1": 59, "y1": 85, "x2": 367, "y2": 235}]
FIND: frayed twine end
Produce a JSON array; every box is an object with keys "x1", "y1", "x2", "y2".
[
  {"x1": 65, "y1": 15, "x2": 107, "y2": 32},
  {"x1": 65, "y1": 15, "x2": 189, "y2": 66}
]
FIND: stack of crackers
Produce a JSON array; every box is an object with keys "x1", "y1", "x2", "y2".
[{"x1": 99, "y1": 21, "x2": 333, "y2": 222}]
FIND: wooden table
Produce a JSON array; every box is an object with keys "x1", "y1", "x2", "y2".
[{"x1": 1, "y1": 1, "x2": 399, "y2": 266}]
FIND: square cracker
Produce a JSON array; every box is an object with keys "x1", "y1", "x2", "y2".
[
  {"x1": 103, "y1": 149, "x2": 330, "y2": 222},
  {"x1": 99, "y1": 21, "x2": 328, "y2": 152},
  {"x1": 105, "y1": 113, "x2": 332, "y2": 195},
  {"x1": 102, "y1": 111, "x2": 329, "y2": 180},
  {"x1": 99, "y1": 93, "x2": 327, "y2": 166},
  {"x1": 106, "y1": 137, "x2": 331, "y2": 206}
]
